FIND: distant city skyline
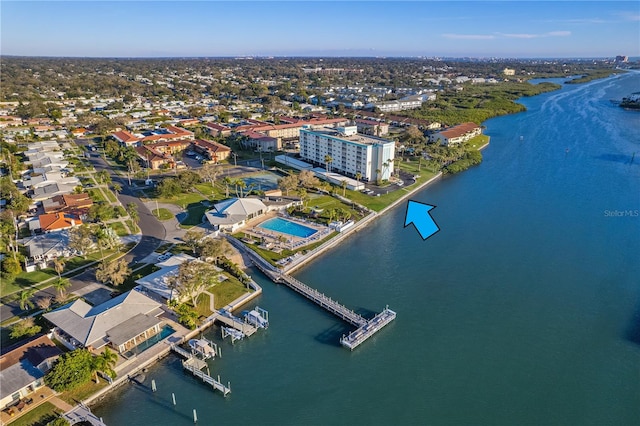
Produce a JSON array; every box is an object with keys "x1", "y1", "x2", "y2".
[{"x1": 1, "y1": 1, "x2": 638, "y2": 58}]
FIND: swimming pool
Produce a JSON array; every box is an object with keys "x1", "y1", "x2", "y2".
[
  {"x1": 123, "y1": 324, "x2": 175, "y2": 358},
  {"x1": 259, "y1": 218, "x2": 317, "y2": 238}
]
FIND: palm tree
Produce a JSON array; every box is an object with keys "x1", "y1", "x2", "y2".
[
  {"x1": 18, "y1": 288, "x2": 36, "y2": 311},
  {"x1": 341, "y1": 180, "x2": 347, "y2": 196},
  {"x1": 126, "y1": 202, "x2": 139, "y2": 223},
  {"x1": 53, "y1": 257, "x2": 65, "y2": 280},
  {"x1": 324, "y1": 155, "x2": 333, "y2": 173},
  {"x1": 112, "y1": 182, "x2": 122, "y2": 195},
  {"x1": 223, "y1": 176, "x2": 232, "y2": 198},
  {"x1": 236, "y1": 179, "x2": 247, "y2": 198},
  {"x1": 355, "y1": 171, "x2": 362, "y2": 183},
  {"x1": 53, "y1": 278, "x2": 71, "y2": 298},
  {"x1": 92, "y1": 348, "x2": 118, "y2": 382}
]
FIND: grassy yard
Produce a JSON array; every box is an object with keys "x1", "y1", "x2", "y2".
[
  {"x1": 59, "y1": 380, "x2": 108, "y2": 405},
  {"x1": 8, "y1": 402, "x2": 62, "y2": 426},
  {"x1": 104, "y1": 188, "x2": 117, "y2": 203},
  {"x1": 125, "y1": 219, "x2": 139, "y2": 233},
  {"x1": 179, "y1": 203, "x2": 209, "y2": 228},
  {"x1": 109, "y1": 221, "x2": 128, "y2": 237},
  {"x1": 157, "y1": 191, "x2": 206, "y2": 208},
  {"x1": 235, "y1": 231, "x2": 337, "y2": 266},
  {"x1": 0, "y1": 270, "x2": 56, "y2": 297},
  {"x1": 153, "y1": 208, "x2": 174, "y2": 221},
  {"x1": 87, "y1": 188, "x2": 106, "y2": 203},
  {"x1": 211, "y1": 275, "x2": 251, "y2": 308},
  {"x1": 346, "y1": 170, "x2": 439, "y2": 212},
  {"x1": 119, "y1": 263, "x2": 160, "y2": 292},
  {"x1": 465, "y1": 134, "x2": 490, "y2": 150}
]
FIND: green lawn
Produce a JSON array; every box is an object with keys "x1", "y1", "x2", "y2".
[
  {"x1": 109, "y1": 221, "x2": 128, "y2": 237},
  {"x1": 210, "y1": 275, "x2": 251, "y2": 308},
  {"x1": 125, "y1": 219, "x2": 139, "y2": 234},
  {"x1": 0, "y1": 270, "x2": 56, "y2": 297},
  {"x1": 59, "y1": 380, "x2": 108, "y2": 405},
  {"x1": 104, "y1": 188, "x2": 117, "y2": 203},
  {"x1": 179, "y1": 203, "x2": 209, "y2": 227},
  {"x1": 235, "y1": 231, "x2": 337, "y2": 266},
  {"x1": 465, "y1": 134, "x2": 490, "y2": 150},
  {"x1": 8, "y1": 402, "x2": 62, "y2": 426},
  {"x1": 157, "y1": 191, "x2": 206, "y2": 208},
  {"x1": 88, "y1": 188, "x2": 106, "y2": 203},
  {"x1": 152, "y1": 208, "x2": 174, "y2": 221},
  {"x1": 119, "y1": 263, "x2": 160, "y2": 292},
  {"x1": 345, "y1": 170, "x2": 439, "y2": 212}
]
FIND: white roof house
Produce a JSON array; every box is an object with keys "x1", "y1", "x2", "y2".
[
  {"x1": 43, "y1": 289, "x2": 163, "y2": 351},
  {"x1": 135, "y1": 253, "x2": 196, "y2": 301},
  {"x1": 205, "y1": 198, "x2": 267, "y2": 232}
]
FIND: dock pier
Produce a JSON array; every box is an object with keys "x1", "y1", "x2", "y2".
[
  {"x1": 170, "y1": 344, "x2": 231, "y2": 396},
  {"x1": 236, "y1": 238, "x2": 395, "y2": 350}
]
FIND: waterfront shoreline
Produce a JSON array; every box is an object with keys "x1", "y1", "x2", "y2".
[{"x1": 283, "y1": 171, "x2": 444, "y2": 275}]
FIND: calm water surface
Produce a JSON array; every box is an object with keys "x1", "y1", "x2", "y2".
[{"x1": 95, "y1": 73, "x2": 640, "y2": 425}]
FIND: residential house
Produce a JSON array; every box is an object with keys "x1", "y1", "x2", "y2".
[
  {"x1": 429, "y1": 122, "x2": 482, "y2": 146},
  {"x1": 204, "y1": 122, "x2": 232, "y2": 137},
  {"x1": 135, "y1": 145, "x2": 171, "y2": 170},
  {"x1": 43, "y1": 193, "x2": 93, "y2": 215},
  {"x1": 355, "y1": 119, "x2": 389, "y2": 136},
  {"x1": 0, "y1": 335, "x2": 62, "y2": 410},
  {"x1": 22, "y1": 232, "x2": 73, "y2": 266},
  {"x1": 238, "y1": 131, "x2": 279, "y2": 152},
  {"x1": 30, "y1": 212, "x2": 82, "y2": 234},
  {"x1": 135, "y1": 253, "x2": 198, "y2": 301},
  {"x1": 43, "y1": 289, "x2": 165, "y2": 354},
  {"x1": 31, "y1": 183, "x2": 77, "y2": 203},
  {"x1": 146, "y1": 139, "x2": 191, "y2": 156},
  {"x1": 191, "y1": 139, "x2": 231, "y2": 163},
  {"x1": 112, "y1": 130, "x2": 141, "y2": 147}
]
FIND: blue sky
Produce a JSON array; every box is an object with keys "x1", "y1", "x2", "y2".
[{"x1": 1, "y1": 1, "x2": 638, "y2": 58}]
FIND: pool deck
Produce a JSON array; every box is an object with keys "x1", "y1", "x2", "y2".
[{"x1": 243, "y1": 213, "x2": 332, "y2": 252}]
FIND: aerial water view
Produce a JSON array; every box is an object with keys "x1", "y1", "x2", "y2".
[{"x1": 0, "y1": 1, "x2": 639, "y2": 425}]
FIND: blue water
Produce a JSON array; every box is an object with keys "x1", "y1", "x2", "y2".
[
  {"x1": 123, "y1": 325, "x2": 176, "y2": 358},
  {"x1": 94, "y1": 72, "x2": 640, "y2": 425},
  {"x1": 259, "y1": 217, "x2": 318, "y2": 238}
]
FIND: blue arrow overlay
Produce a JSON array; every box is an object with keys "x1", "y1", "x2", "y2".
[{"x1": 404, "y1": 200, "x2": 440, "y2": 240}]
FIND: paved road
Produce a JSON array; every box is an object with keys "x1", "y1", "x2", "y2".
[{"x1": 0, "y1": 141, "x2": 167, "y2": 323}]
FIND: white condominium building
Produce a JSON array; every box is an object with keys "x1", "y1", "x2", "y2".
[{"x1": 299, "y1": 126, "x2": 395, "y2": 182}]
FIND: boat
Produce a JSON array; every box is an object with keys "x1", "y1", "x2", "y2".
[
  {"x1": 243, "y1": 309, "x2": 269, "y2": 329},
  {"x1": 221, "y1": 326, "x2": 245, "y2": 341},
  {"x1": 188, "y1": 338, "x2": 216, "y2": 359}
]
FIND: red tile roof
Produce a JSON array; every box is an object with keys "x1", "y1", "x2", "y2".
[
  {"x1": 192, "y1": 139, "x2": 231, "y2": 153},
  {"x1": 112, "y1": 130, "x2": 140, "y2": 143},
  {"x1": 38, "y1": 212, "x2": 82, "y2": 232}
]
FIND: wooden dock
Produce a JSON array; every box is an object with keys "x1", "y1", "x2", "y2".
[
  {"x1": 170, "y1": 344, "x2": 231, "y2": 396},
  {"x1": 340, "y1": 307, "x2": 397, "y2": 350},
  {"x1": 241, "y1": 241, "x2": 395, "y2": 350},
  {"x1": 216, "y1": 310, "x2": 258, "y2": 336}
]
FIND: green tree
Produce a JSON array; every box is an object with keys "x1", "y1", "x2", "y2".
[
  {"x1": 183, "y1": 228, "x2": 205, "y2": 255},
  {"x1": 126, "y1": 202, "x2": 139, "y2": 223},
  {"x1": 278, "y1": 174, "x2": 298, "y2": 196},
  {"x1": 111, "y1": 182, "x2": 122, "y2": 195},
  {"x1": 45, "y1": 349, "x2": 94, "y2": 391},
  {"x1": 92, "y1": 348, "x2": 118, "y2": 382},
  {"x1": 341, "y1": 180, "x2": 347, "y2": 196},
  {"x1": 95, "y1": 257, "x2": 131, "y2": 287},
  {"x1": 53, "y1": 257, "x2": 65, "y2": 280},
  {"x1": 324, "y1": 155, "x2": 333, "y2": 173},
  {"x1": 53, "y1": 278, "x2": 71, "y2": 298},
  {"x1": 10, "y1": 317, "x2": 41, "y2": 340},
  {"x1": 1, "y1": 256, "x2": 22, "y2": 279},
  {"x1": 18, "y1": 288, "x2": 36, "y2": 310},
  {"x1": 223, "y1": 176, "x2": 232, "y2": 198},
  {"x1": 198, "y1": 237, "x2": 232, "y2": 264},
  {"x1": 174, "y1": 303, "x2": 198, "y2": 329}
]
